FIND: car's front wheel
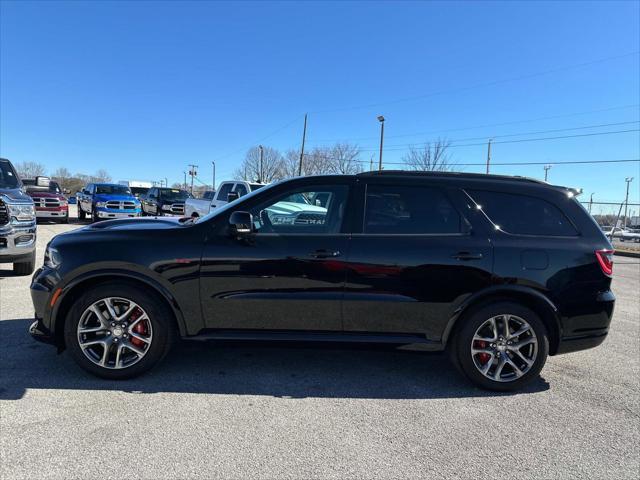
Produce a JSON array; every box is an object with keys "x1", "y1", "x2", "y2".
[
  {"x1": 452, "y1": 302, "x2": 549, "y2": 391},
  {"x1": 64, "y1": 283, "x2": 175, "y2": 379}
]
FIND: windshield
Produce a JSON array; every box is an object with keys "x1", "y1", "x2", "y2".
[
  {"x1": 95, "y1": 184, "x2": 133, "y2": 195},
  {"x1": 130, "y1": 187, "x2": 149, "y2": 196},
  {"x1": 27, "y1": 181, "x2": 62, "y2": 194},
  {"x1": 159, "y1": 188, "x2": 189, "y2": 201},
  {"x1": 250, "y1": 183, "x2": 265, "y2": 191},
  {"x1": 0, "y1": 161, "x2": 20, "y2": 189}
]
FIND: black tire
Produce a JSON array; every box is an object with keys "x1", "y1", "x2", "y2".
[
  {"x1": 91, "y1": 206, "x2": 100, "y2": 223},
  {"x1": 13, "y1": 250, "x2": 36, "y2": 276},
  {"x1": 78, "y1": 204, "x2": 86, "y2": 220},
  {"x1": 64, "y1": 282, "x2": 176, "y2": 379},
  {"x1": 451, "y1": 301, "x2": 549, "y2": 391},
  {"x1": 60, "y1": 214, "x2": 69, "y2": 224}
]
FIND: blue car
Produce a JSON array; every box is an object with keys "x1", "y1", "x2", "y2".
[{"x1": 77, "y1": 183, "x2": 141, "y2": 222}]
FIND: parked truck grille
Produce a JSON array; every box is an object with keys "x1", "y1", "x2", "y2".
[
  {"x1": 106, "y1": 201, "x2": 137, "y2": 210},
  {"x1": 34, "y1": 198, "x2": 61, "y2": 208},
  {"x1": 0, "y1": 200, "x2": 8, "y2": 225}
]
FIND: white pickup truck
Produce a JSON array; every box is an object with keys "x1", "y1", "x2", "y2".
[{"x1": 185, "y1": 180, "x2": 264, "y2": 217}]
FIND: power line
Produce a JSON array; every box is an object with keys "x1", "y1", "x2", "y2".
[
  {"x1": 215, "y1": 115, "x2": 304, "y2": 162},
  {"x1": 349, "y1": 158, "x2": 640, "y2": 166},
  {"x1": 310, "y1": 51, "x2": 640, "y2": 114},
  {"x1": 356, "y1": 128, "x2": 640, "y2": 152},
  {"x1": 310, "y1": 120, "x2": 640, "y2": 150},
  {"x1": 310, "y1": 103, "x2": 640, "y2": 143}
]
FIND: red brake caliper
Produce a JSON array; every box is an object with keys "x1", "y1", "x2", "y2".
[
  {"x1": 474, "y1": 340, "x2": 491, "y2": 364},
  {"x1": 129, "y1": 308, "x2": 147, "y2": 348}
]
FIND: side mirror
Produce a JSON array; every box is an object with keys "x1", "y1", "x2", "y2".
[
  {"x1": 229, "y1": 211, "x2": 253, "y2": 235},
  {"x1": 36, "y1": 176, "x2": 51, "y2": 187},
  {"x1": 227, "y1": 191, "x2": 240, "y2": 203}
]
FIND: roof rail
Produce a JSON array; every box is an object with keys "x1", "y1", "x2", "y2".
[{"x1": 357, "y1": 169, "x2": 549, "y2": 185}]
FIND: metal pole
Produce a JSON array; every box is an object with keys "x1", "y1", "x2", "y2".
[
  {"x1": 298, "y1": 113, "x2": 307, "y2": 176},
  {"x1": 544, "y1": 165, "x2": 552, "y2": 182},
  {"x1": 624, "y1": 177, "x2": 634, "y2": 229},
  {"x1": 589, "y1": 193, "x2": 594, "y2": 214},
  {"x1": 486, "y1": 138, "x2": 493, "y2": 174},
  {"x1": 183, "y1": 171, "x2": 187, "y2": 190},
  {"x1": 211, "y1": 161, "x2": 216, "y2": 190},
  {"x1": 258, "y1": 145, "x2": 264, "y2": 183},
  {"x1": 188, "y1": 164, "x2": 198, "y2": 195},
  {"x1": 377, "y1": 116, "x2": 385, "y2": 171}
]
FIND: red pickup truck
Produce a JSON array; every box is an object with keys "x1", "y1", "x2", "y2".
[{"x1": 23, "y1": 178, "x2": 69, "y2": 223}]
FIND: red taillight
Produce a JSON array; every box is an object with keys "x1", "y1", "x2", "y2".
[{"x1": 595, "y1": 249, "x2": 614, "y2": 276}]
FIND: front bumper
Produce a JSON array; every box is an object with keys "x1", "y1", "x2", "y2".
[
  {"x1": 36, "y1": 208, "x2": 68, "y2": 218},
  {"x1": 96, "y1": 208, "x2": 141, "y2": 219},
  {"x1": 30, "y1": 267, "x2": 60, "y2": 346},
  {"x1": 0, "y1": 220, "x2": 36, "y2": 262}
]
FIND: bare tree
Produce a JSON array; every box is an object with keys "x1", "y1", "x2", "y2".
[
  {"x1": 234, "y1": 146, "x2": 284, "y2": 183},
  {"x1": 402, "y1": 139, "x2": 455, "y2": 172},
  {"x1": 93, "y1": 169, "x2": 112, "y2": 183},
  {"x1": 326, "y1": 143, "x2": 363, "y2": 174},
  {"x1": 15, "y1": 161, "x2": 46, "y2": 178}
]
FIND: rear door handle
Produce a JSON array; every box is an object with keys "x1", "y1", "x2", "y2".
[
  {"x1": 309, "y1": 249, "x2": 341, "y2": 259},
  {"x1": 452, "y1": 252, "x2": 483, "y2": 261}
]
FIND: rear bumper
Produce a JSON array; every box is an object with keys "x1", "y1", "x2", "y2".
[{"x1": 555, "y1": 290, "x2": 615, "y2": 355}]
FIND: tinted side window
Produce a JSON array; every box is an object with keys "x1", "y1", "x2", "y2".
[
  {"x1": 467, "y1": 190, "x2": 577, "y2": 236},
  {"x1": 217, "y1": 183, "x2": 234, "y2": 201},
  {"x1": 364, "y1": 184, "x2": 464, "y2": 234},
  {"x1": 249, "y1": 185, "x2": 348, "y2": 234},
  {"x1": 234, "y1": 184, "x2": 248, "y2": 196}
]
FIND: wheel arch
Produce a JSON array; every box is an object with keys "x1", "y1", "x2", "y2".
[
  {"x1": 443, "y1": 286, "x2": 562, "y2": 355},
  {"x1": 52, "y1": 271, "x2": 187, "y2": 350}
]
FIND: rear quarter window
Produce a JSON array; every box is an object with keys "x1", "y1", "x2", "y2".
[{"x1": 467, "y1": 189, "x2": 578, "y2": 236}]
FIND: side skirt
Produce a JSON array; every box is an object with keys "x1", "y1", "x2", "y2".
[{"x1": 184, "y1": 329, "x2": 444, "y2": 351}]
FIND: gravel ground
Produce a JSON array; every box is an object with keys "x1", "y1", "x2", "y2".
[{"x1": 1, "y1": 207, "x2": 639, "y2": 480}]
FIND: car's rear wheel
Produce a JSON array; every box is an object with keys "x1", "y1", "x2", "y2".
[
  {"x1": 452, "y1": 302, "x2": 549, "y2": 391},
  {"x1": 64, "y1": 283, "x2": 175, "y2": 379}
]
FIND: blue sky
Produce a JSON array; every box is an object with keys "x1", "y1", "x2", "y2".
[{"x1": 1, "y1": 0, "x2": 639, "y2": 204}]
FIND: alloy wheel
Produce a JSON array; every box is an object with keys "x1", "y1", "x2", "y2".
[
  {"x1": 77, "y1": 297, "x2": 153, "y2": 369},
  {"x1": 470, "y1": 314, "x2": 538, "y2": 382}
]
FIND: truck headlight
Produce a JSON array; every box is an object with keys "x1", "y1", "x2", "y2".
[
  {"x1": 8, "y1": 203, "x2": 35, "y2": 222},
  {"x1": 44, "y1": 245, "x2": 62, "y2": 268},
  {"x1": 96, "y1": 202, "x2": 106, "y2": 208},
  {"x1": 162, "y1": 204, "x2": 172, "y2": 211}
]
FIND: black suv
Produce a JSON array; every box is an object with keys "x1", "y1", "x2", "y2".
[
  {"x1": 30, "y1": 172, "x2": 615, "y2": 391},
  {"x1": 140, "y1": 187, "x2": 191, "y2": 216}
]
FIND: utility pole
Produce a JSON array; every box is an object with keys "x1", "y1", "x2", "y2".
[
  {"x1": 211, "y1": 161, "x2": 216, "y2": 190},
  {"x1": 298, "y1": 113, "x2": 307, "y2": 176},
  {"x1": 589, "y1": 192, "x2": 595, "y2": 214},
  {"x1": 544, "y1": 164, "x2": 552, "y2": 182},
  {"x1": 377, "y1": 116, "x2": 385, "y2": 171},
  {"x1": 485, "y1": 138, "x2": 493, "y2": 174},
  {"x1": 624, "y1": 177, "x2": 634, "y2": 228},
  {"x1": 183, "y1": 172, "x2": 187, "y2": 190},
  {"x1": 258, "y1": 145, "x2": 264, "y2": 183},
  {"x1": 188, "y1": 164, "x2": 198, "y2": 195}
]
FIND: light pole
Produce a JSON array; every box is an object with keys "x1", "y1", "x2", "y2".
[
  {"x1": 624, "y1": 177, "x2": 634, "y2": 228},
  {"x1": 211, "y1": 161, "x2": 216, "y2": 190},
  {"x1": 258, "y1": 145, "x2": 264, "y2": 183},
  {"x1": 544, "y1": 164, "x2": 552, "y2": 182},
  {"x1": 589, "y1": 192, "x2": 595, "y2": 214},
  {"x1": 377, "y1": 115, "x2": 385, "y2": 171},
  {"x1": 183, "y1": 171, "x2": 187, "y2": 190}
]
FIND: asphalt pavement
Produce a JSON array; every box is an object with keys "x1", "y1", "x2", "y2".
[{"x1": 1, "y1": 208, "x2": 638, "y2": 479}]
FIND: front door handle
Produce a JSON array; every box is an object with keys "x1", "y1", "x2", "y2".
[
  {"x1": 452, "y1": 252, "x2": 484, "y2": 261},
  {"x1": 309, "y1": 249, "x2": 341, "y2": 259}
]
